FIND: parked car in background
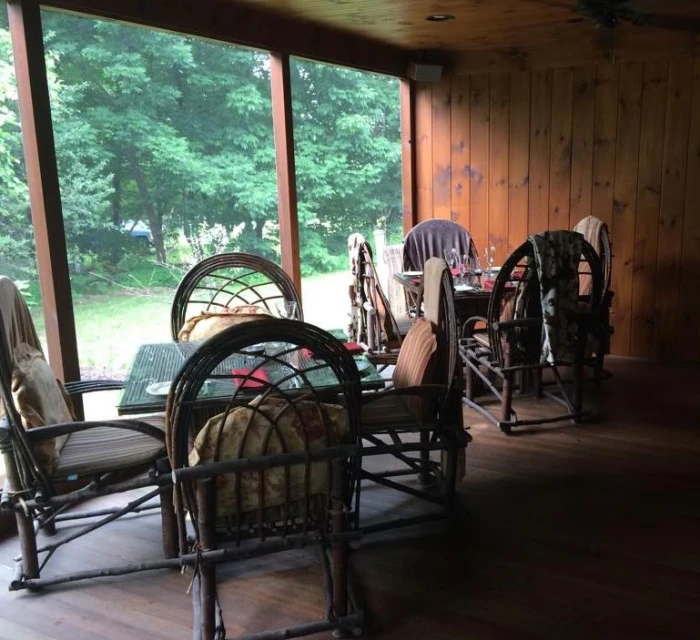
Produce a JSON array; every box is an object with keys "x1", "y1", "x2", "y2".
[{"x1": 121, "y1": 220, "x2": 153, "y2": 244}]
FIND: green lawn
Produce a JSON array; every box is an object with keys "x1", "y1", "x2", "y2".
[{"x1": 33, "y1": 271, "x2": 351, "y2": 378}]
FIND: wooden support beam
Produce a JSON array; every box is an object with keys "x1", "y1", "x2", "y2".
[
  {"x1": 270, "y1": 52, "x2": 302, "y2": 296},
  {"x1": 400, "y1": 79, "x2": 416, "y2": 234},
  {"x1": 7, "y1": 0, "x2": 81, "y2": 388},
  {"x1": 42, "y1": 0, "x2": 408, "y2": 78}
]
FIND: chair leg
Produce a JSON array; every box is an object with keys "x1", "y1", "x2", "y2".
[
  {"x1": 196, "y1": 479, "x2": 217, "y2": 640},
  {"x1": 331, "y1": 461, "x2": 353, "y2": 638},
  {"x1": 419, "y1": 431, "x2": 432, "y2": 484},
  {"x1": 533, "y1": 368, "x2": 543, "y2": 398},
  {"x1": 464, "y1": 357, "x2": 475, "y2": 401},
  {"x1": 16, "y1": 509, "x2": 39, "y2": 580},
  {"x1": 160, "y1": 484, "x2": 179, "y2": 559},
  {"x1": 594, "y1": 352, "x2": 605, "y2": 384},
  {"x1": 501, "y1": 347, "x2": 514, "y2": 428},
  {"x1": 572, "y1": 359, "x2": 584, "y2": 422}
]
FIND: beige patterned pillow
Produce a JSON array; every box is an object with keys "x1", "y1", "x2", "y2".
[
  {"x1": 11, "y1": 344, "x2": 74, "y2": 472},
  {"x1": 178, "y1": 305, "x2": 271, "y2": 342},
  {"x1": 189, "y1": 395, "x2": 349, "y2": 517}
]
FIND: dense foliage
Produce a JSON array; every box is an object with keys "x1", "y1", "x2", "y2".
[{"x1": 0, "y1": 8, "x2": 401, "y2": 293}]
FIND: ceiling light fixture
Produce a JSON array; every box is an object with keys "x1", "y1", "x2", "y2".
[{"x1": 425, "y1": 14, "x2": 455, "y2": 22}]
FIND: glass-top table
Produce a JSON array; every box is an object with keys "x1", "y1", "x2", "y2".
[{"x1": 117, "y1": 340, "x2": 386, "y2": 415}]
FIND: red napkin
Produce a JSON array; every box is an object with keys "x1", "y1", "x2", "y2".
[
  {"x1": 411, "y1": 278, "x2": 421, "y2": 286},
  {"x1": 301, "y1": 347, "x2": 314, "y2": 359},
  {"x1": 231, "y1": 367, "x2": 270, "y2": 389},
  {"x1": 483, "y1": 279, "x2": 516, "y2": 292},
  {"x1": 450, "y1": 267, "x2": 460, "y2": 276},
  {"x1": 342, "y1": 341, "x2": 363, "y2": 354}
]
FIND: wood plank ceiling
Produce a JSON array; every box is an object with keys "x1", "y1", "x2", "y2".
[{"x1": 230, "y1": 0, "x2": 700, "y2": 52}]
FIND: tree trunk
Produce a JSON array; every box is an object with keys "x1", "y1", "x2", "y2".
[
  {"x1": 126, "y1": 148, "x2": 167, "y2": 263},
  {"x1": 111, "y1": 159, "x2": 121, "y2": 226}
]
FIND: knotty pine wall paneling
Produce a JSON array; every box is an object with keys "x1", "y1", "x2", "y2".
[{"x1": 414, "y1": 54, "x2": 700, "y2": 362}]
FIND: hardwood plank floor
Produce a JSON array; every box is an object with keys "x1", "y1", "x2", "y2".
[{"x1": 1, "y1": 356, "x2": 699, "y2": 639}]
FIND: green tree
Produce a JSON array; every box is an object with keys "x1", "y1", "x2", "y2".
[{"x1": 1, "y1": 9, "x2": 401, "y2": 284}]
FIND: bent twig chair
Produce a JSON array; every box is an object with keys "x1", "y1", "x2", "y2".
[
  {"x1": 460, "y1": 233, "x2": 603, "y2": 433},
  {"x1": 166, "y1": 319, "x2": 364, "y2": 640},
  {"x1": 348, "y1": 240, "x2": 409, "y2": 360},
  {"x1": 360, "y1": 258, "x2": 471, "y2": 533},
  {"x1": 0, "y1": 276, "x2": 176, "y2": 591}
]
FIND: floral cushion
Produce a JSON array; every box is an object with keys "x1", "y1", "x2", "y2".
[
  {"x1": 11, "y1": 343, "x2": 74, "y2": 471},
  {"x1": 529, "y1": 231, "x2": 583, "y2": 364},
  {"x1": 178, "y1": 305, "x2": 271, "y2": 342},
  {"x1": 189, "y1": 395, "x2": 349, "y2": 518}
]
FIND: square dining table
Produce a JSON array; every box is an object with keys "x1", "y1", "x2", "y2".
[
  {"x1": 393, "y1": 271, "x2": 492, "y2": 325},
  {"x1": 117, "y1": 339, "x2": 387, "y2": 416}
]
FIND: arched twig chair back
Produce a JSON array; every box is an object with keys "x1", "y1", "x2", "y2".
[
  {"x1": 403, "y1": 219, "x2": 475, "y2": 272},
  {"x1": 573, "y1": 215, "x2": 612, "y2": 300},
  {"x1": 166, "y1": 319, "x2": 363, "y2": 639},
  {"x1": 462, "y1": 232, "x2": 603, "y2": 432},
  {"x1": 573, "y1": 215, "x2": 613, "y2": 380},
  {"x1": 171, "y1": 253, "x2": 302, "y2": 340},
  {"x1": 349, "y1": 241, "x2": 404, "y2": 353}
]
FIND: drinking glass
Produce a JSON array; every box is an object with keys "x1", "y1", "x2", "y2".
[
  {"x1": 274, "y1": 300, "x2": 298, "y2": 319},
  {"x1": 484, "y1": 246, "x2": 496, "y2": 276},
  {"x1": 468, "y1": 255, "x2": 483, "y2": 287},
  {"x1": 458, "y1": 254, "x2": 469, "y2": 285},
  {"x1": 443, "y1": 248, "x2": 458, "y2": 271}
]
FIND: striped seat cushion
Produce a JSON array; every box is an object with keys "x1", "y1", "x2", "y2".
[
  {"x1": 53, "y1": 415, "x2": 166, "y2": 478},
  {"x1": 361, "y1": 393, "x2": 437, "y2": 433},
  {"x1": 392, "y1": 317, "x2": 437, "y2": 388}
]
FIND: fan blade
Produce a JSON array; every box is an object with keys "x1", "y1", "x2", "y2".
[
  {"x1": 621, "y1": 11, "x2": 700, "y2": 32},
  {"x1": 521, "y1": 0, "x2": 576, "y2": 10}
]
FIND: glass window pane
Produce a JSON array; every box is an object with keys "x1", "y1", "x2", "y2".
[
  {"x1": 40, "y1": 10, "x2": 279, "y2": 380},
  {"x1": 290, "y1": 59, "x2": 402, "y2": 332},
  {"x1": 0, "y1": 9, "x2": 45, "y2": 347}
]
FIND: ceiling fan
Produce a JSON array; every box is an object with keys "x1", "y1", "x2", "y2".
[{"x1": 538, "y1": 0, "x2": 700, "y2": 32}]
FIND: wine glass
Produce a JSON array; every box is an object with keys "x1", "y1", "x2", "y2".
[
  {"x1": 484, "y1": 246, "x2": 496, "y2": 276},
  {"x1": 458, "y1": 254, "x2": 469, "y2": 286},
  {"x1": 274, "y1": 300, "x2": 298, "y2": 319},
  {"x1": 443, "y1": 248, "x2": 458, "y2": 271}
]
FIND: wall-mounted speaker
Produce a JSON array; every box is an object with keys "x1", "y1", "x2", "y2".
[{"x1": 407, "y1": 61, "x2": 443, "y2": 83}]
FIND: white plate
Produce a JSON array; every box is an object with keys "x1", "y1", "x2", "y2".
[
  {"x1": 145, "y1": 381, "x2": 172, "y2": 396},
  {"x1": 454, "y1": 284, "x2": 477, "y2": 292},
  {"x1": 402, "y1": 271, "x2": 423, "y2": 277}
]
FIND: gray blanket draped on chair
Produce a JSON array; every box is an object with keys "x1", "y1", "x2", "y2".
[
  {"x1": 528, "y1": 231, "x2": 584, "y2": 365},
  {"x1": 403, "y1": 219, "x2": 473, "y2": 271}
]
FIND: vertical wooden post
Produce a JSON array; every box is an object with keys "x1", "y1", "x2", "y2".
[
  {"x1": 270, "y1": 52, "x2": 302, "y2": 295},
  {"x1": 7, "y1": 0, "x2": 80, "y2": 387},
  {"x1": 400, "y1": 78, "x2": 417, "y2": 235}
]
